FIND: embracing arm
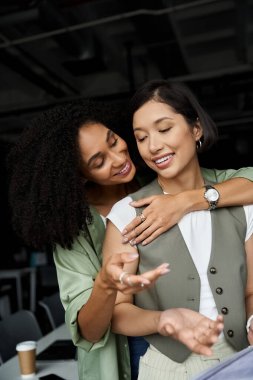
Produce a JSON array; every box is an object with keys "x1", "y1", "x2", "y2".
[{"x1": 123, "y1": 167, "x2": 253, "y2": 245}]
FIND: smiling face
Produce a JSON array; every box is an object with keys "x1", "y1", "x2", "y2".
[
  {"x1": 79, "y1": 122, "x2": 136, "y2": 186},
  {"x1": 133, "y1": 100, "x2": 202, "y2": 189}
]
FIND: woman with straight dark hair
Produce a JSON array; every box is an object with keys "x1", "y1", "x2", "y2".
[{"x1": 104, "y1": 80, "x2": 253, "y2": 379}]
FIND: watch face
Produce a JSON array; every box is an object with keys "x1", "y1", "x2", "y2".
[{"x1": 206, "y1": 188, "x2": 219, "y2": 202}]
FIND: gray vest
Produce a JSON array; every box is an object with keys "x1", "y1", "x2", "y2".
[{"x1": 131, "y1": 179, "x2": 248, "y2": 363}]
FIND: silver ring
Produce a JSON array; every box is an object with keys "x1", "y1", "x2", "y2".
[
  {"x1": 119, "y1": 271, "x2": 129, "y2": 285},
  {"x1": 140, "y1": 283, "x2": 145, "y2": 288},
  {"x1": 139, "y1": 213, "x2": 146, "y2": 223}
]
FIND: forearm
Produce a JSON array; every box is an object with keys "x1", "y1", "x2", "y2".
[
  {"x1": 182, "y1": 177, "x2": 253, "y2": 213},
  {"x1": 112, "y1": 303, "x2": 161, "y2": 336},
  {"x1": 216, "y1": 178, "x2": 253, "y2": 207},
  {"x1": 77, "y1": 272, "x2": 117, "y2": 342}
]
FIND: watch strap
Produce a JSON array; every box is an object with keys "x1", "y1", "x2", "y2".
[{"x1": 204, "y1": 185, "x2": 219, "y2": 211}]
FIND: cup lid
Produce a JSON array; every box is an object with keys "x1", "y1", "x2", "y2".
[{"x1": 16, "y1": 341, "x2": 37, "y2": 351}]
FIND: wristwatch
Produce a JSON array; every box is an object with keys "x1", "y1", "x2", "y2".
[{"x1": 204, "y1": 185, "x2": 220, "y2": 211}]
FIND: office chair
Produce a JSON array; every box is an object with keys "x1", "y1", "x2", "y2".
[
  {"x1": 38, "y1": 292, "x2": 65, "y2": 330},
  {"x1": 0, "y1": 309, "x2": 42, "y2": 364}
]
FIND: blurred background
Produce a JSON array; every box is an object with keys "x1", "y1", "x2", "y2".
[{"x1": 0, "y1": 0, "x2": 252, "y2": 321}]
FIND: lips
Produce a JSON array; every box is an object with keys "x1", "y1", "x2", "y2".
[
  {"x1": 152, "y1": 153, "x2": 174, "y2": 168},
  {"x1": 115, "y1": 160, "x2": 132, "y2": 176}
]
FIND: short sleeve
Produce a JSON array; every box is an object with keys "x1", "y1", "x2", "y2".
[
  {"x1": 201, "y1": 167, "x2": 253, "y2": 182},
  {"x1": 53, "y1": 236, "x2": 110, "y2": 352},
  {"x1": 244, "y1": 205, "x2": 253, "y2": 242},
  {"x1": 107, "y1": 195, "x2": 136, "y2": 232}
]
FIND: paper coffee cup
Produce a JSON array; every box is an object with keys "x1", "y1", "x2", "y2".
[{"x1": 16, "y1": 341, "x2": 37, "y2": 378}]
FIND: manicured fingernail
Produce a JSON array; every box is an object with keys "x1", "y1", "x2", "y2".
[
  {"x1": 122, "y1": 237, "x2": 129, "y2": 243},
  {"x1": 159, "y1": 263, "x2": 169, "y2": 269},
  {"x1": 141, "y1": 241, "x2": 147, "y2": 246},
  {"x1": 130, "y1": 240, "x2": 136, "y2": 246},
  {"x1": 128, "y1": 253, "x2": 139, "y2": 259},
  {"x1": 161, "y1": 268, "x2": 170, "y2": 275},
  {"x1": 122, "y1": 229, "x2": 128, "y2": 235}
]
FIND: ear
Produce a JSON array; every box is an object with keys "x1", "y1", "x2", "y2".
[{"x1": 193, "y1": 119, "x2": 203, "y2": 141}]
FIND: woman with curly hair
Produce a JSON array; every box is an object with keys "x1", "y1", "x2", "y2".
[{"x1": 7, "y1": 98, "x2": 253, "y2": 380}]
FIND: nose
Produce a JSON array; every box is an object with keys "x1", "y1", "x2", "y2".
[
  {"x1": 109, "y1": 150, "x2": 125, "y2": 167},
  {"x1": 149, "y1": 134, "x2": 163, "y2": 154}
]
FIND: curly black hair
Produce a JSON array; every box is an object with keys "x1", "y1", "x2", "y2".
[{"x1": 7, "y1": 99, "x2": 125, "y2": 251}]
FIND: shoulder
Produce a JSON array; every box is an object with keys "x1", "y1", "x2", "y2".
[
  {"x1": 108, "y1": 195, "x2": 134, "y2": 220},
  {"x1": 110, "y1": 195, "x2": 133, "y2": 213},
  {"x1": 107, "y1": 196, "x2": 136, "y2": 232}
]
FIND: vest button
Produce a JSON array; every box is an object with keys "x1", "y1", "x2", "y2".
[
  {"x1": 210, "y1": 267, "x2": 217, "y2": 274},
  {"x1": 187, "y1": 297, "x2": 195, "y2": 301},
  {"x1": 221, "y1": 307, "x2": 228, "y2": 315},
  {"x1": 216, "y1": 287, "x2": 223, "y2": 295},
  {"x1": 227, "y1": 330, "x2": 234, "y2": 337}
]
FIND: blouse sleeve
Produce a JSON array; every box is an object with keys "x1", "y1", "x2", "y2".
[
  {"x1": 106, "y1": 195, "x2": 136, "y2": 232},
  {"x1": 53, "y1": 235, "x2": 111, "y2": 352},
  {"x1": 201, "y1": 167, "x2": 253, "y2": 182}
]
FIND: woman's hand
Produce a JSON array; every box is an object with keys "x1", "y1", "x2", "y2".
[
  {"x1": 99, "y1": 251, "x2": 170, "y2": 295},
  {"x1": 122, "y1": 193, "x2": 189, "y2": 246},
  {"x1": 157, "y1": 309, "x2": 224, "y2": 356}
]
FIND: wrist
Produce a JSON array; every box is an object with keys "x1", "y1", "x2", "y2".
[
  {"x1": 203, "y1": 185, "x2": 220, "y2": 210},
  {"x1": 96, "y1": 270, "x2": 117, "y2": 295},
  {"x1": 153, "y1": 311, "x2": 162, "y2": 333},
  {"x1": 179, "y1": 189, "x2": 207, "y2": 213}
]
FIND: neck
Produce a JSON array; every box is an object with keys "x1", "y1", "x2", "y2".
[
  {"x1": 157, "y1": 165, "x2": 204, "y2": 194},
  {"x1": 86, "y1": 181, "x2": 138, "y2": 216}
]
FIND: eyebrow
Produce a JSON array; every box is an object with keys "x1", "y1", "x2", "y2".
[
  {"x1": 133, "y1": 116, "x2": 174, "y2": 131},
  {"x1": 87, "y1": 129, "x2": 112, "y2": 167}
]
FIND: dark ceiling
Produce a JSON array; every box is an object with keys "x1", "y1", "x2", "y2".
[{"x1": 0, "y1": 0, "x2": 253, "y2": 165}]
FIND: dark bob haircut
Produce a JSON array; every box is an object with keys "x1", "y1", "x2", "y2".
[{"x1": 129, "y1": 79, "x2": 218, "y2": 153}]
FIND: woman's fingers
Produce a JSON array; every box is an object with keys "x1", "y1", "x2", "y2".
[
  {"x1": 118, "y1": 263, "x2": 170, "y2": 294},
  {"x1": 130, "y1": 226, "x2": 166, "y2": 246},
  {"x1": 122, "y1": 217, "x2": 149, "y2": 242},
  {"x1": 122, "y1": 196, "x2": 158, "y2": 241},
  {"x1": 130, "y1": 196, "x2": 156, "y2": 208},
  {"x1": 158, "y1": 309, "x2": 224, "y2": 356},
  {"x1": 122, "y1": 217, "x2": 165, "y2": 245},
  {"x1": 100, "y1": 251, "x2": 139, "y2": 286}
]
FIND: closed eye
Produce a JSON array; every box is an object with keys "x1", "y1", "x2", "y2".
[
  {"x1": 159, "y1": 127, "x2": 171, "y2": 133},
  {"x1": 111, "y1": 137, "x2": 118, "y2": 147},
  {"x1": 136, "y1": 136, "x2": 147, "y2": 142},
  {"x1": 93, "y1": 158, "x2": 104, "y2": 169}
]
